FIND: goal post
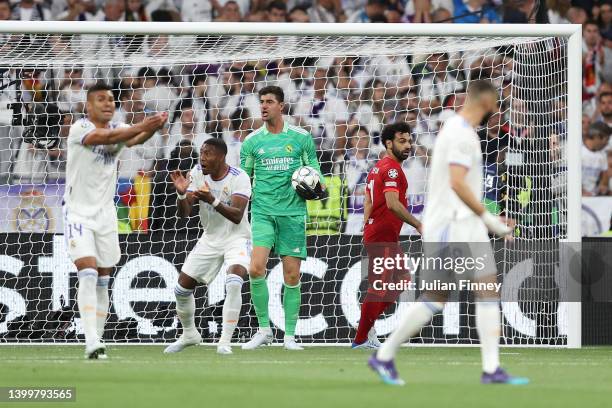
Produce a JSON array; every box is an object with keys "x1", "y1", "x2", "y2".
[{"x1": 0, "y1": 22, "x2": 582, "y2": 347}]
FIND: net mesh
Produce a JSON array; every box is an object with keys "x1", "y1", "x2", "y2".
[{"x1": 0, "y1": 31, "x2": 570, "y2": 345}]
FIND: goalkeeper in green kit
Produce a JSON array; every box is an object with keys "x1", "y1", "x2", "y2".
[{"x1": 240, "y1": 85, "x2": 327, "y2": 350}]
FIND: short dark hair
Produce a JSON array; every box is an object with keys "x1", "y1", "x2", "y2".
[
  {"x1": 87, "y1": 82, "x2": 113, "y2": 98},
  {"x1": 589, "y1": 121, "x2": 611, "y2": 138},
  {"x1": 599, "y1": 91, "x2": 612, "y2": 101},
  {"x1": 203, "y1": 137, "x2": 228, "y2": 155},
  {"x1": 258, "y1": 85, "x2": 284, "y2": 103},
  {"x1": 467, "y1": 79, "x2": 497, "y2": 98},
  {"x1": 267, "y1": 0, "x2": 287, "y2": 12},
  {"x1": 583, "y1": 20, "x2": 599, "y2": 30},
  {"x1": 381, "y1": 122, "x2": 411, "y2": 145}
]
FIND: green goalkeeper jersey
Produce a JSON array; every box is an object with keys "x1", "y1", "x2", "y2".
[{"x1": 240, "y1": 121, "x2": 323, "y2": 216}]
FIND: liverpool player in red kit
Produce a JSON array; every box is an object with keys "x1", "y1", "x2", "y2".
[{"x1": 352, "y1": 122, "x2": 422, "y2": 349}]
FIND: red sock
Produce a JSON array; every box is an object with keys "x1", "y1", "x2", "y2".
[{"x1": 354, "y1": 301, "x2": 385, "y2": 344}]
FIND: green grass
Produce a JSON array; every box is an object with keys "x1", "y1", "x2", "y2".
[{"x1": 1, "y1": 346, "x2": 611, "y2": 408}]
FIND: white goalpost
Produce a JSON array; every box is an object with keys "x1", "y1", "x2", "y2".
[{"x1": 0, "y1": 22, "x2": 582, "y2": 347}]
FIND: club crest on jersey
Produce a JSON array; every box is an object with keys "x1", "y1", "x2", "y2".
[
  {"x1": 285, "y1": 144, "x2": 293, "y2": 153},
  {"x1": 388, "y1": 169, "x2": 399, "y2": 179}
]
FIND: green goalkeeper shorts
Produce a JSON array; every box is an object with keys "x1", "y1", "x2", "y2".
[{"x1": 251, "y1": 213, "x2": 307, "y2": 259}]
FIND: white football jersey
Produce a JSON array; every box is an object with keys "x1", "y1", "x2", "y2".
[
  {"x1": 64, "y1": 118, "x2": 128, "y2": 218},
  {"x1": 187, "y1": 165, "x2": 252, "y2": 243},
  {"x1": 423, "y1": 114, "x2": 483, "y2": 230}
]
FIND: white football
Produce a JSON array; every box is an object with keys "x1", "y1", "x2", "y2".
[{"x1": 291, "y1": 166, "x2": 320, "y2": 190}]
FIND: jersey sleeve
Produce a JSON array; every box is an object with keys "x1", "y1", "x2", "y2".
[
  {"x1": 240, "y1": 137, "x2": 254, "y2": 177},
  {"x1": 68, "y1": 120, "x2": 96, "y2": 146},
  {"x1": 446, "y1": 129, "x2": 474, "y2": 169},
  {"x1": 301, "y1": 133, "x2": 324, "y2": 181},
  {"x1": 380, "y1": 164, "x2": 401, "y2": 194},
  {"x1": 232, "y1": 171, "x2": 252, "y2": 200}
]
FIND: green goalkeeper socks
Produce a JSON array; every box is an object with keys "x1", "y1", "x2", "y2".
[
  {"x1": 283, "y1": 283, "x2": 301, "y2": 337},
  {"x1": 250, "y1": 276, "x2": 270, "y2": 329}
]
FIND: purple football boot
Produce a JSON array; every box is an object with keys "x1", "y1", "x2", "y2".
[
  {"x1": 481, "y1": 367, "x2": 530, "y2": 385},
  {"x1": 368, "y1": 353, "x2": 405, "y2": 386}
]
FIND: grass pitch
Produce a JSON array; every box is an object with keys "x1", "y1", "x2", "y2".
[{"x1": 1, "y1": 345, "x2": 610, "y2": 408}]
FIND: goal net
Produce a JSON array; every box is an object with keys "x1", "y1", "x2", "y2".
[{"x1": 0, "y1": 23, "x2": 581, "y2": 346}]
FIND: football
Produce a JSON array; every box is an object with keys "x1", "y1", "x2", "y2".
[{"x1": 291, "y1": 166, "x2": 320, "y2": 190}]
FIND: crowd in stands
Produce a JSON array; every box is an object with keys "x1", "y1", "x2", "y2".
[{"x1": 0, "y1": 0, "x2": 609, "y2": 234}]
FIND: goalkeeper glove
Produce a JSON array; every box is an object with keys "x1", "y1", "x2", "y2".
[
  {"x1": 480, "y1": 211, "x2": 513, "y2": 237},
  {"x1": 295, "y1": 181, "x2": 328, "y2": 201}
]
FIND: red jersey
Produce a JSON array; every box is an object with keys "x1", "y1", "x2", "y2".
[{"x1": 363, "y1": 156, "x2": 408, "y2": 243}]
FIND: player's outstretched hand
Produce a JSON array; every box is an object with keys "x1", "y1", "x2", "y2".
[
  {"x1": 140, "y1": 112, "x2": 168, "y2": 132},
  {"x1": 170, "y1": 170, "x2": 189, "y2": 195}
]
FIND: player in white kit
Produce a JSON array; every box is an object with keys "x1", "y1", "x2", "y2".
[
  {"x1": 164, "y1": 137, "x2": 252, "y2": 355},
  {"x1": 64, "y1": 82, "x2": 167, "y2": 359},
  {"x1": 369, "y1": 80, "x2": 528, "y2": 385}
]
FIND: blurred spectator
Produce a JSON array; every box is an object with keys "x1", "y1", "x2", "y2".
[
  {"x1": 267, "y1": 0, "x2": 287, "y2": 22},
  {"x1": 345, "y1": 126, "x2": 378, "y2": 213},
  {"x1": 582, "y1": 121, "x2": 610, "y2": 196},
  {"x1": 453, "y1": 0, "x2": 500, "y2": 24},
  {"x1": 145, "y1": 0, "x2": 181, "y2": 21},
  {"x1": 122, "y1": 0, "x2": 148, "y2": 21},
  {"x1": 95, "y1": 0, "x2": 124, "y2": 21},
  {"x1": 414, "y1": 52, "x2": 465, "y2": 113},
  {"x1": 167, "y1": 100, "x2": 210, "y2": 158},
  {"x1": 57, "y1": 66, "x2": 87, "y2": 113},
  {"x1": 142, "y1": 68, "x2": 178, "y2": 113},
  {"x1": 566, "y1": 6, "x2": 587, "y2": 24},
  {"x1": 308, "y1": 0, "x2": 343, "y2": 23},
  {"x1": 347, "y1": 0, "x2": 387, "y2": 23},
  {"x1": 0, "y1": 0, "x2": 11, "y2": 21},
  {"x1": 351, "y1": 79, "x2": 386, "y2": 138},
  {"x1": 272, "y1": 58, "x2": 311, "y2": 108},
  {"x1": 583, "y1": 21, "x2": 604, "y2": 103},
  {"x1": 221, "y1": 64, "x2": 261, "y2": 123},
  {"x1": 583, "y1": 113, "x2": 592, "y2": 137},
  {"x1": 595, "y1": 91, "x2": 612, "y2": 128},
  {"x1": 57, "y1": 0, "x2": 96, "y2": 20},
  {"x1": 214, "y1": 0, "x2": 242, "y2": 21},
  {"x1": 226, "y1": 107, "x2": 252, "y2": 167},
  {"x1": 384, "y1": 4, "x2": 403, "y2": 23},
  {"x1": 294, "y1": 65, "x2": 349, "y2": 158},
  {"x1": 190, "y1": 74, "x2": 222, "y2": 136},
  {"x1": 478, "y1": 111, "x2": 508, "y2": 165},
  {"x1": 181, "y1": 0, "x2": 217, "y2": 22},
  {"x1": 288, "y1": 5, "x2": 310, "y2": 22},
  {"x1": 44, "y1": 112, "x2": 71, "y2": 182},
  {"x1": 342, "y1": 0, "x2": 367, "y2": 17},
  {"x1": 602, "y1": 31, "x2": 612, "y2": 84},
  {"x1": 596, "y1": 2, "x2": 611, "y2": 33},
  {"x1": 150, "y1": 139, "x2": 199, "y2": 232},
  {"x1": 431, "y1": 7, "x2": 452, "y2": 22},
  {"x1": 546, "y1": 0, "x2": 571, "y2": 24},
  {"x1": 12, "y1": 0, "x2": 52, "y2": 21}
]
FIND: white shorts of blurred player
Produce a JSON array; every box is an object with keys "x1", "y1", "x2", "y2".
[
  {"x1": 421, "y1": 215, "x2": 498, "y2": 284},
  {"x1": 62, "y1": 204, "x2": 120, "y2": 268},
  {"x1": 182, "y1": 237, "x2": 251, "y2": 284}
]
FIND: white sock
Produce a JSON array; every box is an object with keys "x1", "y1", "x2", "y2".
[
  {"x1": 96, "y1": 275, "x2": 110, "y2": 340},
  {"x1": 175, "y1": 283, "x2": 196, "y2": 333},
  {"x1": 377, "y1": 300, "x2": 443, "y2": 361},
  {"x1": 77, "y1": 268, "x2": 98, "y2": 346},
  {"x1": 476, "y1": 300, "x2": 501, "y2": 374},
  {"x1": 219, "y1": 274, "x2": 243, "y2": 345},
  {"x1": 284, "y1": 335, "x2": 295, "y2": 343}
]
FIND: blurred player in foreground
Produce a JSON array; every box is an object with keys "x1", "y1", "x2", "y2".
[
  {"x1": 369, "y1": 80, "x2": 529, "y2": 385},
  {"x1": 352, "y1": 123, "x2": 422, "y2": 349},
  {"x1": 165, "y1": 138, "x2": 252, "y2": 355},
  {"x1": 64, "y1": 82, "x2": 167, "y2": 359}
]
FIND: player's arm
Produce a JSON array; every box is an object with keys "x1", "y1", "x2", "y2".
[
  {"x1": 363, "y1": 188, "x2": 372, "y2": 227},
  {"x1": 449, "y1": 164, "x2": 512, "y2": 236},
  {"x1": 240, "y1": 138, "x2": 254, "y2": 178},
  {"x1": 193, "y1": 184, "x2": 249, "y2": 224},
  {"x1": 82, "y1": 113, "x2": 167, "y2": 146},
  {"x1": 384, "y1": 191, "x2": 421, "y2": 232}
]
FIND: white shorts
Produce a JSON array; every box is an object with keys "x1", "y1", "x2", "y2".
[
  {"x1": 182, "y1": 237, "x2": 251, "y2": 284},
  {"x1": 422, "y1": 215, "x2": 497, "y2": 281},
  {"x1": 63, "y1": 205, "x2": 121, "y2": 268}
]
